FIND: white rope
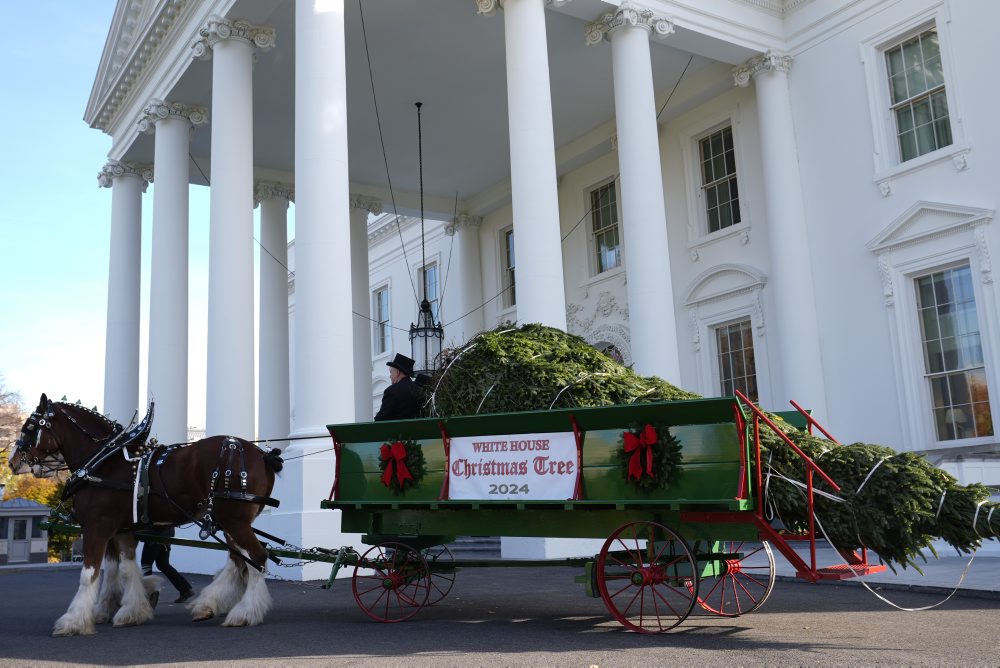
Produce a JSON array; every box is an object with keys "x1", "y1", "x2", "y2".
[
  {"x1": 476, "y1": 381, "x2": 498, "y2": 414},
  {"x1": 935, "y1": 489, "x2": 947, "y2": 520},
  {"x1": 972, "y1": 499, "x2": 989, "y2": 539},
  {"x1": 856, "y1": 456, "x2": 891, "y2": 495},
  {"x1": 548, "y1": 373, "x2": 610, "y2": 410},
  {"x1": 765, "y1": 466, "x2": 846, "y2": 503},
  {"x1": 987, "y1": 507, "x2": 997, "y2": 538},
  {"x1": 811, "y1": 508, "x2": 977, "y2": 612}
]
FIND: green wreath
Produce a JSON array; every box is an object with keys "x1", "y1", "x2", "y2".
[
  {"x1": 615, "y1": 423, "x2": 683, "y2": 492},
  {"x1": 378, "y1": 439, "x2": 427, "y2": 495}
]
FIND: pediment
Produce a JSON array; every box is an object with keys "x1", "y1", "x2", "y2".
[
  {"x1": 867, "y1": 201, "x2": 994, "y2": 254},
  {"x1": 684, "y1": 264, "x2": 766, "y2": 306}
]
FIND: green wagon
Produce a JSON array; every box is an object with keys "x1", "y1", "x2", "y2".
[{"x1": 322, "y1": 394, "x2": 883, "y2": 633}]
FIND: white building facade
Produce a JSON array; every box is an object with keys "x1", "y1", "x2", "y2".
[{"x1": 88, "y1": 0, "x2": 1000, "y2": 572}]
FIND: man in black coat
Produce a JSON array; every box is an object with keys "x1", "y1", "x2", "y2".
[{"x1": 374, "y1": 353, "x2": 424, "y2": 421}]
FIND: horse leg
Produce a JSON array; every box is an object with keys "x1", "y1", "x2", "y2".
[
  {"x1": 93, "y1": 544, "x2": 122, "y2": 624},
  {"x1": 52, "y1": 531, "x2": 110, "y2": 636},
  {"x1": 221, "y1": 528, "x2": 272, "y2": 627},
  {"x1": 188, "y1": 549, "x2": 248, "y2": 622},
  {"x1": 110, "y1": 535, "x2": 156, "y2": 627}
]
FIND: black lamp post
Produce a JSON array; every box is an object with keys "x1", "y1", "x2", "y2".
[{"x1": 408, "y1": 102, "x2": 443, "y2": 377}]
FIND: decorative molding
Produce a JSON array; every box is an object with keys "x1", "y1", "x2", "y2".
[
  {"x1": 444, "y1": 213, "x2": 484, "y2": 236},
  {"x1": 566, "y1": 291, "x2": 629, "y2": 334},
  {"x1": 368, "y1": 214, "x2": 416, "y2": 243},
  {"x1": 689, "y1": 310, "x2": 701, "y2": 352},
  {"x1": 739, "y1": 230, "x2": 750, "y2": 245},
  {"x1": 586, "y1": 324, "x2": 632, "y2": 367},
  {"x1": 97, "y1": 159, "x2": 153, "y2": 190},
  {"x1": 732, "y1": 51, "x2": 792, "y2": 87},
  {"x1": 878, "y1": 180, "x2": 892, "y2": 198},
  {"x1": 254, "y1": 181, "x2": 294, "y2": 205},
  {"x1": 137, "y1": 99, "x2": 208, "y2": 133},
  {"x1": 684, "y1": 264, "x2": 767, "y2": 308},
  {"x1": 192, "y1": 15, "x2": 276, "y2": 60},
  {"x1": 609, "y1": 134, "x2": 618, "y2": 152},
  {"x1": 349, "y1": 194, "x2": 383, "y2": 216},
  {"x1": 953, "y1": 153, "x2": 969, "y2": 172},
  {"x1": 91, "y1": 0, "x2": 188, "y2": 132},
  {"x1": 476, "y1": 0, "x2": 571, "y2": 16},
  {"x1": 689, "y1": 248, "x2": 699, "y2": 262},
  {"x1": 867, "y1": 201, "x2": 995, "y2": 255},
  {"x1": 877, "y1": 253, "x2": 895, "y2": 307},
  {"x1": 585, "y1": 2, "x2": 674, "y2": 46},
  {"x1": 750, "y1": 290, "x2": 766, "y2": 337},
  {"x1": 976, "y1": 225, "x2": 993, "y2": 284}
]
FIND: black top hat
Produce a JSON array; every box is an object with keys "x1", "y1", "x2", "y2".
[{"x1": 386, "y1": 353, "x2": 416, "y2": 377}]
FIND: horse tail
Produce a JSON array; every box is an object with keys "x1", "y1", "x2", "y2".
[{"x1": 262, "y1": 448, "x2": 284, "y2": 473}]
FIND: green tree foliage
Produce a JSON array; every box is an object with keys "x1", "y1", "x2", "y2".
[{"x1": 424, "y1": 324, "x2": 999, "y2": 569}]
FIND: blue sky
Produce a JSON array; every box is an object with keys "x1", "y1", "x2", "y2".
[{"x1": 0, "y1": 2, "x2": 216, "y2": 426}]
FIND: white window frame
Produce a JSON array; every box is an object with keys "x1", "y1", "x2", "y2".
[
  {"x1": 499, "y1": 225, "x2": 516, "y2": 311},
  {"x1": 714, "y1": 318, "x2": 760, "y2": 403},
  {"x1": 585, "y1": 176, "x2": 625, "y2": 279},
  {"x1": 867, "y1": 202, "x2": 997, "y2": 451},
  {"x1": 684, "y1": 264, "x2": 773, "y2": 408},
  {"x1": 860, "y1": 3, "x2": 969, "y2": 190},
  {"x1": 416, "y1": 257, "x2": 442, "y2": 322},
  {"x1": 372, "y1": 283, "x2": 391, "y2": 360},
  {"x1": 678, "y1": 109, "x2": 752, "y2": 254}
]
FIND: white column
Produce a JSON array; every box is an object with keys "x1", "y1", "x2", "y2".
[
  {"x1": 350, "y1": 195, "x2": 382, "y2": 422},
  {"x1": 98, "y1": 160, "x2": 150, "y2": 423},
  {"x1": 481, "y1": 0, "x2": 566, "y2": 329},
  {"x1": 255, "y1": 0, "x2": 356, "y2": 581},
  {"x1": 734, "y1": 52, "x2": 829, "y2": 416},
  {"x1": 587, "y1": 4, "x2": 681, "y2": 383},
  {"x1": 445, "y1": 214, "x2": 485, "y2": 345},
  {"x1": 138, "y1": 100, "x2": 207, "y2": 445},
  {"x1": 194, "y1": 17, "x2": 275, "y2": 438},
  {"x1": 255, "y1": 182, "x2": 293, "y2": 445}
]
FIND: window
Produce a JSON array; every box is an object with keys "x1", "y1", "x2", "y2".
[
  {"x1": 885, "y1": 29, "x2": 951, "y2": 162},
  {"x1": 590, "y1": 181, "x2": 621, "y2": 273},
  {"x1": 0, "y1": 519, "x2": 7, "y2": 540},
  {"x1": 373, "y1": 286, "x2": 390, "y2": 356},
  {"x1": 699, "y1": 126, "x2": 741, "y2": 233},
  {"x1": 419, "y1": 262, "x2": 440, "y2": 321},
  {"x1": 716, "y1": 320, "x2": 758, "y2": 401},
  {"x1": 31, "y1": 518, "x2": 42, "y2": 539},
  {"x1": 13, "y1": 519, "x2": 26, "y2": 541},
  {"x1": 916, "y1": 266, "x2": 993, "y2": 441},
  {"x1": 501, "y1": 227, "x2": 516, "y2": 309}
]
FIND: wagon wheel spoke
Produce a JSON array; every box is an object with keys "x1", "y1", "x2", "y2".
[
  {"x1": 352, "y1": 542, "x2": 431, "y2": 622},
  {"x1": 420, "y1": 544, "x2": 456, "y2": 607},
  {"x1": 692, "y1": 540, "x2": 776, "y2": 618},
  {"x1": 596, "y1": 521, "x2": 697, "y2": 634}
]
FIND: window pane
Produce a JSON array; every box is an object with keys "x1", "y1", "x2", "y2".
[
  {"x1": 930, "y1": 376, "x2": 950, "y2": 408},
  {"x1": 899, "y1": 130, "x2": 917, "y2": 161},
  {"x1": 31, "y1": 519, "x2": 42, "y2": 539},
  {"x1": 887, "y1": 46, "x2": 904, "y2": 77},
  {"x1": 890, "y1": 73, "x2": 908, "y2": 104},
  {"x1": 941, "y1": 336, "x2": 959, "y2": 370},
  {"x1": 706, "y1": 185, "x2": 718, "y2": 208},
  {"x1": 0, "y1": 520, "x2": 7, "y2": 540},
  {"x1": 920, "y1": 307, "x2": 939, "y2": 340},
  {"x1": 973, "y1": 400, "x2": 994, "y2": 437},
  {"x1": 896, "y1": 106, "x2": 914, "y2": 132},
  {"x1": 13, "y1": 520, "x2": 26, "y2": 541},
  {"x1": 948, "y1": 373, "x2": 970, "y2": 405},
  {"x1": 905, "y1": 65, "x2": 925, "y2": 99},
  {"x1": 969, "y1": 369, "x2": 990, "y2": 403},
  {"x1": 925, "y1": 54, "x2": 944, "y2": 88},
  {"x1": 925, "y1": 338, "x2": 944, "y2": 373},
  {"x1": 933, "y1": 407, "x2": 951, "y2": 440},
  {"x1": 708, "y1": 207, "x2": 720, "y2": 233},
  {"x1": 719, "y1": 202, "x2": 733, "y2": 229},
  {"x1": 915, "y1": 121, "x2": 936, "y2": 155}
]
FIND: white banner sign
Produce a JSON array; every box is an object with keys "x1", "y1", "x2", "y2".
[{"x1": 448, "y1": 431, "x2": 578, "y2": 500}]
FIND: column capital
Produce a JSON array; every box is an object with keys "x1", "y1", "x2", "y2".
[
  {"x1": 444, "y1": 213, "x2": 484, "y2": 236},
  {"x1": 192, "y1": 15, "x2": 276, "y2": 60},
  {"x1": 349, "y1": 194, "x2": 383, "y2": 216},
  {"x1": 732, "y1": 51, "x2": 792, "y2": 87},
  {"x1": 254, "y1": 181, "x2": 295, "y2": 206},
  {"x1": 98, "y1": 160, "x2": 153, "y2": 190},
  {"x1": 138, "y1": 99, "x2": 209, "y2": 133},
  {"x1": 476, "y1": 0, "x2": 573, "y2": 17},
  {"x1": 585, "y1": 2, "x2": 674, "y2": 46}
]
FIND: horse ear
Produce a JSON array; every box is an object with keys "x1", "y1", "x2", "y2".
[{"x1": 38, "y1": 393, "x2": 48, "y2": 410}]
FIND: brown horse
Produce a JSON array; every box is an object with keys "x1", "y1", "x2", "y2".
[{"x1": 9, "y1": 393, "x2": 283, "y2": 636}]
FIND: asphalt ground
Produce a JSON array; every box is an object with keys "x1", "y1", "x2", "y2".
[{"x1": 2, "y1": 566, "x2": 999, "y2": 667}]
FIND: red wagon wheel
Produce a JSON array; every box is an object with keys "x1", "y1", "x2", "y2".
[
  {"x1": 596, "y1": 521, "x2": 698, "y2": 633},
  {"x1": 421, "y1": 544, "x2": 457, "y2": 606},
  {"x1": 689, "y1": 540, "x2": 775, "y2": 617},
  {"x1": 352, "y1": 542, "x2": 431, "y2": 622}
]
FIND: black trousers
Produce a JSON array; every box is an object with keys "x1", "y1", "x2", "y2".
[{"x1": 140, "y1": 542, "x2": 191, "y2": 595}]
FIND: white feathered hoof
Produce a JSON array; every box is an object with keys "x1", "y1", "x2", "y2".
[
  {"x1": 52, "y1": 614, "x2": 96, "y2": 637},
  {"x1": 93, "y1": 601, "x2": 120, "y2": 625},
  {"x1": 111, "y1": 602, "x2": 154, "y2": 627}
]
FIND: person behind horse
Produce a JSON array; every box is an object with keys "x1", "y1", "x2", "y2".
[
  {"x1": 374, "y1": 353, "x2": 423, "y2": 421},
  {"x1": 141, "y1": 526, "x2": 194, "y2": 605}
]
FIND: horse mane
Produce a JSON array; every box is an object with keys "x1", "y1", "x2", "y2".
[{"x1": 53, "y1": 402, "x2": 122, "y2": 438}]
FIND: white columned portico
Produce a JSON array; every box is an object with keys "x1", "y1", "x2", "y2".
[
  {"x1": 350, "y1": 195, "x2": 382, "y2": 422},
  {"x1": 480, "y1": 0, "x2": 567, "y2": 329},
  {"x1": 194, "y1": 17, "x2": 276, "y2": 438},
  {"x1": 139, "y1": 100, "x2": 207, "y2": 444},
  {"x1": 587, "y1": 4, "x2": 681, "y2": 383},
  {"x1": 256, "y1": 0, "x2": 357, "y2": 581},
  {"x1": 255, "y1": 182, "x2": 294, "y2": 446},
  {"x1": 734, "y1": 53, "x2": 828, "y2": 416},
  {"x1": 99, "y1": 160, "x2": 150, "y2": 423},
  {"x1": 444, "y1": 214, "x2": 485, "y2": 345}
]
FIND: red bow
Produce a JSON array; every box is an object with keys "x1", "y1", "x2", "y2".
[
  {"x1": 624, "y1": 424, "x2": 658, "y2": 481},
  {"x1": 380, "y1": 441, "x2": 413, "y2": 488}
]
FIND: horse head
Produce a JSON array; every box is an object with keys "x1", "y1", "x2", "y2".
[{"x1": 9, "y1": 394, "x2": 123, "y2": 477}]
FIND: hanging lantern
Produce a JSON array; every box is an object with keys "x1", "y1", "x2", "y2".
[
  {"x1": 410, "y1": 298, "x2": 443, "y2": 377},
  {"x1": 408, "y1": 101, "x2": 444, "y2": 377}
]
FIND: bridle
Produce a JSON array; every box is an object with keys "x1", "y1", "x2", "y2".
[{"x1": 13, "y1": 400, "x2": 124, "y2": 476}]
